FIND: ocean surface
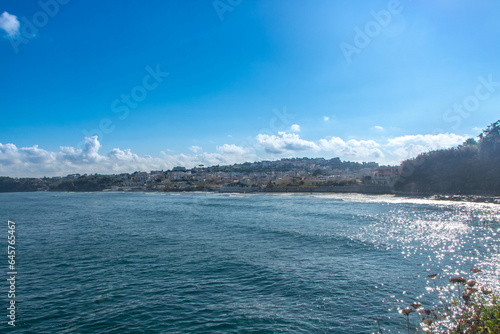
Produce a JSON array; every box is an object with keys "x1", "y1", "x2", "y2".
[{"x1": 1, "y1": 192, "x2": 499, "y2": 333}]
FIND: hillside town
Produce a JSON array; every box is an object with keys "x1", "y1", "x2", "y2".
[{"x1": 0, "y1": 157, "x2": 401, "y2": 193}]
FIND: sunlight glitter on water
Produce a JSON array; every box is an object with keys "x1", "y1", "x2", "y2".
[{"x1": 338, "y1": 194, "x2": 500, "y2": 332}]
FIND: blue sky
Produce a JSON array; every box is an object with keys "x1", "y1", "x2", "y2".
[{"x1": 1, "y1": 0, "x2": 500, "y2": 176}]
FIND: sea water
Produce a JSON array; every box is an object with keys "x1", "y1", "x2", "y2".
[{"x1": 0, "y1": 192, "x2": 499, "y2": 333}]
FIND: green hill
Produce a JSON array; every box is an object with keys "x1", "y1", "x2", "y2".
[{"x1": 395, "y1": 120, "x2": 500, "y2": 195}]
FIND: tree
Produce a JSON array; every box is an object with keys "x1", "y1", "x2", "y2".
[
  {"x1": 312, "y1": 168, "x2": 323, "y2": 176},
  {"x1": 394, "y1": 120, "x2": 500, "y2": 195}
]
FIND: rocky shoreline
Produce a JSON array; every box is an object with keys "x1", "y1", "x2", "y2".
[{"x1": 430, "y1": 194, "x2": 500, "y2": 204}]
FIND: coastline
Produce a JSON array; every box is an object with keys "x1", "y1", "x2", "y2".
[
  {"x1": 3, "y1": 187, "x2": 499, "y2": 204},
  {"x1": 429, "y1": 194, "x2": 500, "y2": 204}
]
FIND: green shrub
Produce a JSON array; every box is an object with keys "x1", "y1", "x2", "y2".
[{"x1": 396, "y1": 269, "x2": 499, "y2": 333}]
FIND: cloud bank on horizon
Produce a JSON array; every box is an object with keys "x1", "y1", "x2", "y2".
[{"x1": 0, "y1": 130, "x2": 469, "y2": 177}]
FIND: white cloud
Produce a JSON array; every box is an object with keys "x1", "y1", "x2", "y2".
[
  {"x1": 391, "y1": 144, "x2": 429, "y2": 162},
  {"x1": 387, "y1": 133, "x2": 467, "y2": 150},
  {"x1": 0, "y1": 137, "x2": 259, "y2": 177},
  {"x1": 319, "y1": 137, "x2": 384, "y2": 160},
  {"x1": 0, "y1": 131, "x2": 470, "y2": 177},
  {"x1": 256, "y1": 132, "x2": 318, "y2": 154},
  {"x1": 290, "y1": 124, "x2": 301, "y2": 132},
  {"x1": 82, "y1": 136, "x2": 103, "y2": 162},
  {"x1": 216, "y1": 144, "x2": 247, "y2": 155},
  {"x1": 161, "y1": 148, "x2": 256, "y2": 169},
  {"x1": 372, "y1": 125, "x2": 384, "y2": 131},
  {"x1": 108, "y1": 148, "x2": 137, "y2": 161},
  {"x1": 20, "y1": 145, "x2": 56, "y2": 164},
  {"x1": 253, "y1": 131, "x2": 465, "y2": 163},
  {"x1": 384, "y1": 133, "x2": 468, "y2": 164},
  {"x1": 0, "y1": 143, "x2": 22, "y2": 166},
  {"x1": 472, "y1": 127, "x2": 482, "y2": 133},
  {"x1": 0, "y1": 12, "x2": 20, "y2": 37},
  {"x1": 323, "y1": 116, "x2": 330, "y2": 122},
  {"x1": 189, "y1": 145, "x2": 202, "y2": 153}
]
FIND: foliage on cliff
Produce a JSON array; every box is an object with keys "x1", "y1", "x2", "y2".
[
  {"x1": 0, "y1": 174, "x2": 119, "y2": 192},
  {"x1": 395, "y1": 121, "x2": 500, "y2": 195}
]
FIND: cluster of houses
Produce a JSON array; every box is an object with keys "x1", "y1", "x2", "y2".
[{"x1": 93, "y1": 158, "x2": 403, "y2": 191}]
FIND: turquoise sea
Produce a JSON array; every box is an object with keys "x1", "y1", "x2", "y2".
[{"x1": 1, "y1": 192, "x2": 499, "y2": 333}]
